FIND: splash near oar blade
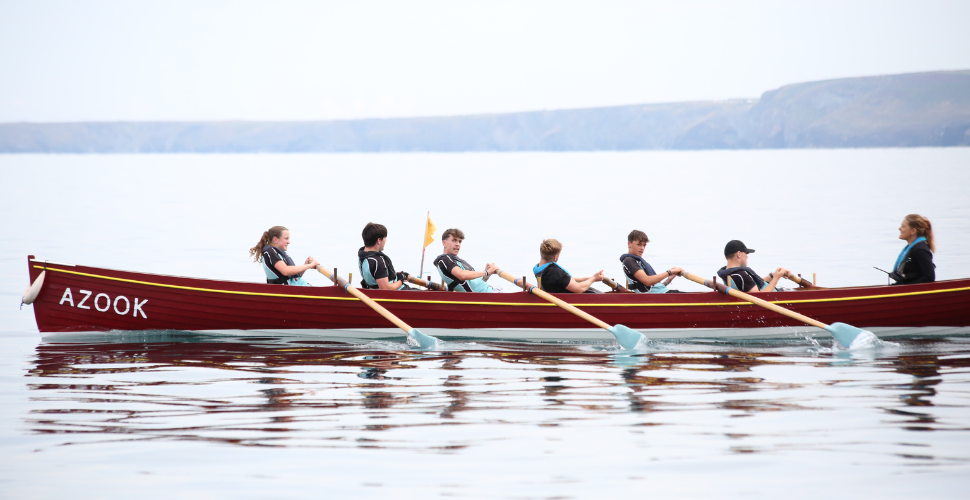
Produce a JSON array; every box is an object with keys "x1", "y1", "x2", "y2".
[
  {"x1": 607, "y1": 324, "x2": 643, "y2": 349},
  {"x1": 824, "y1": 322, "x2": 868, "y2": 348},
  {"x1": 679, "y1": 270, "x2": 879, "y2": 349},
  {"x1": 407, "y1": 328, "x2": 439, "y2": 349}
]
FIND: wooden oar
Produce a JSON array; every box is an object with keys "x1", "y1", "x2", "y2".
[
  {"x1": 602, "y1": 276, "x2": 631, "y2": 293},
  {"x1": 762, "y1": 272, "x2": 821, "y2": 289},
  {"x1": 680, "y1": 271, "x2": 871, "y2": 348},
  {"x1": 406, "y1": 275, "x2": 446, "y2": 291},
  {"x1": 495, "y1": 270, "x2": 644, "y2": 349},
  {"x1": 316, "y1": 266, "x2": 439, "y2": 349}
]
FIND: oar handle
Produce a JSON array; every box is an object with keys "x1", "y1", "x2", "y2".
[
  {"x1": 316, "y1": 266, "x2": 415, "y2": 334},
  {"x1": 602, "y1": 276, "x2": 630, "y2": 293},
  {"x1": 316, "y1": 266, "x2": 349, "y2": 288},
  {"x1": 788, "y1": 274, "x2": 819, "y2": 288},
  {"x1": 406, "y1": 275, "x2": 445, "y2": 291},
  {"x1": 496, "y1": 270, "x2": 612, "y2": 331},
  {"x1": 680, "y1": 271, "x2": 828, "y2": 329},
  {"x1": 762, "y1": 273, "x2": 818, "y2": 288}
]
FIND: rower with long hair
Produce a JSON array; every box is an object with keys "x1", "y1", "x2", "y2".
[
  {"x1": 891, "y1": 214, "x2": 936, "y2": 285},
  {"x1": 248, "y1": 226, "x2": 317, "y2": 286}
]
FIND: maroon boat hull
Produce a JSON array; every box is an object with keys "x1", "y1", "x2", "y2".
[{"x1": 25, "y1": 256, "x2": 970, "y2": 338}]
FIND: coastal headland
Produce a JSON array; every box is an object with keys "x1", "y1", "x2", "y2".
[{"x1": 2, "y1": 70, "x2": 968, "y2": 152}]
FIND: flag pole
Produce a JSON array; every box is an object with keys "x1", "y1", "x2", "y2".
[
  {"x1": 419, "y1": 246, "x2": 427, "y2": 278},
  {"x1": 419, "y1": 211, "x2": 431, "y2": 277}
]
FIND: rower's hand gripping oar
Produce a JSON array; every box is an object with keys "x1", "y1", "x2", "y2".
[
  {"x1": 316, "y1": 266, "x2": 439, "y2": 349},
  {"x1": 602, "y1": 276, "x2": 631, "y2": 293},
  {"x1": 762, "y1": 272, "x2": 821, "y2": 289},
  {"x1": 495, "y1": 270, "x2": 645, "y2": 349},
  {"x1": 680, "y1": 271, "x2": 871, "y2": 348},
  {"x1": 405, "y1": 275, "x2": 446, "y2": 291}
]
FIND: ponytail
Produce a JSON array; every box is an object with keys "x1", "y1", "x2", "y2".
[
  {"x1": 904, "y1": 214, "x2": 935, "y2": 253},
  {"x1": 249, "y1": 226, "x2": 288, "y2": 262}
]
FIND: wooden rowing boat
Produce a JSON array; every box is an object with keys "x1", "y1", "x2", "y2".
[{"x1": 24, "y1": 256, "x2": 970, "y2": 341}]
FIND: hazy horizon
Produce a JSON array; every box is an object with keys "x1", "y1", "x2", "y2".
[{"x1": 2, "y1": 1, "x2": 970, "y2": 123}]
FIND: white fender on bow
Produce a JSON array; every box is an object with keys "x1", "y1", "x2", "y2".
[{"x1": 22, "y1": 271, "x2": 45, "y2": 305}]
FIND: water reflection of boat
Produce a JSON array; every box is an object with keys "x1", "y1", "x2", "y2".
[
  {"x1": 25, "y1": 256, "x2": 970, "y2": 341},
  {"x1": 25, "y1": 337, "x2": 965, "y2": 447}
]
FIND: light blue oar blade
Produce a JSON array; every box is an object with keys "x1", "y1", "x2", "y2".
[
  {"x1": 607, "y1": 324, "x2": 644, "y2": 350},
  {"x1": 825, "y1": 322, "x2": 868, "y2": 348},
  {"x1": 407, "y1": 328, "x2": 439, "y2": 349}
]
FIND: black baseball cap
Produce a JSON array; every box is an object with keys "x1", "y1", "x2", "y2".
[{"x1": 724, "y1": 240, "x2": 755, "y2": 256}]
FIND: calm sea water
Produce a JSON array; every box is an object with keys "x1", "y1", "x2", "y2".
[{"x1": 2, "y1": 150, "x2": 969, "y2": 498}]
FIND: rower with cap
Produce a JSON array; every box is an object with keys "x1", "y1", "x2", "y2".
[{"x1": 717, "y1": 240, "x2": 790, "y2": 293}]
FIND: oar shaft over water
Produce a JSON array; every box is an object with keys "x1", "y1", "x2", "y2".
[
  {"x1": 496, "y1": 271, "x2": 612, "y2": 330},
  {"x1": 316, "y1": 266, "x2": 421, "y2": 335},
  {"x1": 680, "y1": 271, "x2": 827, "y2": 328}
]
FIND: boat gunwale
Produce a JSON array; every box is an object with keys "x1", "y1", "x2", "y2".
[{"x1": 30, "y1": 263, "x2": 970, "y2": 309}]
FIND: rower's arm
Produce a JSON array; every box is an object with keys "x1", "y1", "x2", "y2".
[
  {"x1": 566, "y1": 277, "x2": 595, "y2": 293},
  {"x1": 450, "y1": 267, "x2": 487, "y2": 281},
  {"x1": 274, "y1": 259, "x2": 318, "y2": 277},
  {"x1": 633, "y1": 269, "x2": 669, "y2": 287},
  {"x1": 565, "y1": 270, "x2": 604, "y2": 293},
  {"x1": 375, "y1": 276, "x2": 403, "y2": 290},
  {"x1": 756, "y1": 268, "x2": 788, "y2": 293}
]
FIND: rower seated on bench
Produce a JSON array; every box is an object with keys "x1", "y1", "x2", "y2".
[
  {"x1": 433, "y1": 228, "x2": 500, "y2": 292},
  {"x1": 534, "y1": 239, "x2": 604, "y2": 294},
  {"x1": 620, "y1": 229, "x2": 683, "y2": 293},
  {"x1": 249, "y1": 226, "x2": 316, "y2": 286},
  {"x1": 717, "y1": 240, "x2": 789, "y2": 293},
  {"x1": 358, "y1": 222, "x2": 418, "y2": 291}
]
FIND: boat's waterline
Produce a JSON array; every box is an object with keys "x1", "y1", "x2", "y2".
[{"x1": 38, "y1": 325, "x2": 970, "y2": 343}]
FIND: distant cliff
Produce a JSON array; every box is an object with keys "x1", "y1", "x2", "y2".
[{"x1": 1, "y1": 70, "x2": 968, "y2": 153}]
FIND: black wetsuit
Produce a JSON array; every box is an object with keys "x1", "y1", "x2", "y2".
[{"x1": 891, "y1": 241, "x2": 936, "y2": 285}]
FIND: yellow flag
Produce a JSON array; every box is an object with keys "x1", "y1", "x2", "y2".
[{"x1": 423, "y1": 212, "x2": 436, "y2": 248}]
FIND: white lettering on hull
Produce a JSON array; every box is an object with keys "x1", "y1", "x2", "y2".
[
  {"x1": 113, "y1": 296, "x2": 130, "y2": 315},
  {"x1": 94, "y1": 293, "x2": 110, "y2": 312},
  {"x1": 77, "y1": 290, "x2": 92, "y2": 309},
  {"x1": 59, "y1": 288, "x2": 74, "y2": 307},
  {"x1": 133, "y1": 298, "x2": 148, "y2": 319},
  {"x1": 57, "y1": 288, "x2": 148, "y2": 319}
]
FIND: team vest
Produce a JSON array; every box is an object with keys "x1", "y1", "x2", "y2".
[
  {"x1": 619, "y1": 253, "x2": 663, "y2": 293},
  {"x1": 533, "y1": 262, "x2": 571, "y2": 293},
  {"x1": 717, "y1": 266, "x2": 767, "y2": 291},
  {"x1": 434, "y1": 255, "x2": 494, "y2": 293},
  {"x1": 892, "y1": 237, "x2": 928, "y2": 282},
  {"x1": 261, "y1": 245, "x2": 310, "y2": 286},
  {"x1": 357, "y1": 248, "x2": 404, "y2": 290}
]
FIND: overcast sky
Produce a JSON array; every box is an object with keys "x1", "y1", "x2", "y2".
[{"x1": 2, "y1": 0, "x2": 969, "y2": 122}]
